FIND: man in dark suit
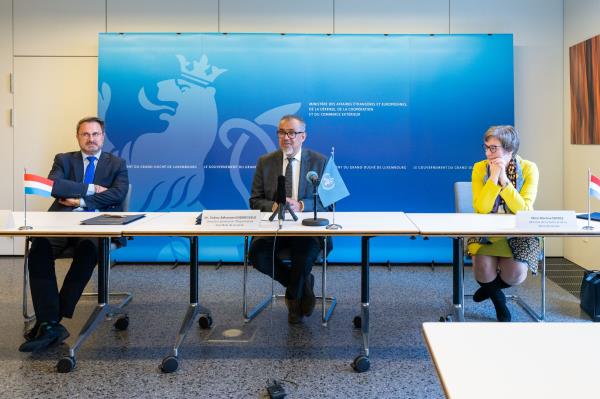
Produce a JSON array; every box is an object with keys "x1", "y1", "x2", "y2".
[
  {"x1": 249, "y1": 114, "x2": 330, "y2": 324},
  {"x1": 19, "y1": 116, "x2": 129, "y2": 352}
]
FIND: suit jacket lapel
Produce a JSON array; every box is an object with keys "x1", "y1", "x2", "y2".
[
  {"x1": 73, "y1": 152, "x2": 84, "y2": 183},
  {"x1": 95, "y1": 152, "x2": 109, "y2": 183},
  {"x1": 299, "y1": 149, "x2": 310, "y2": 198}
]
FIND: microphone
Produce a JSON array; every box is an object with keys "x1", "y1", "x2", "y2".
[
  {"x1": 306, "y1": 171, "x2": 319, "y2": 186},
  {"x1": 301, "y1": 171, "x2": 329, "y2": 227},
  {"x1": 276, "y1": 175, "x2": 286, "y2": 204}
]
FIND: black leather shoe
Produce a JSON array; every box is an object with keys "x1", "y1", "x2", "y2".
[
  {"x1": 23, "y1": 321, "x2": 41, "y2": 342},
  {"x1": 301, "y1": 273, "x2": 316, "y2": 317},
  {"x1": 285, "y1": 297, "x2": 303, "y2": 324},
  {"x1": 18, "y1": 322, "x2": 69, "y2": 352}
]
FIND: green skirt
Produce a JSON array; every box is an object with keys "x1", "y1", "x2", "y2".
[{"x1": 467, "y1": 237, "x2": 513, "y2": 258}]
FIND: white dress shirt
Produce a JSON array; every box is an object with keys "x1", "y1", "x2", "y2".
[{"x1": 282, "y1": 149, "x2": 302, "y2": 201}]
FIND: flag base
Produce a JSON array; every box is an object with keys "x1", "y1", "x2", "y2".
[
  {"x1": 326, "y1": 223, "x2": 342, "y2": 230},
  {"x1": 18, "y1": 225, "x2": 33, "y2": 230},
  {"x1": 582, "y1": 225, "x2": 595, "y2": 230},
  {"x1": 302, "y1": 217, "x2": 329, "y2": 227}
]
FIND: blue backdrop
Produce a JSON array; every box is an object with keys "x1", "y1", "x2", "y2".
[{"x1": 98, "y1": 33, "x2": 514, "y2": 263}]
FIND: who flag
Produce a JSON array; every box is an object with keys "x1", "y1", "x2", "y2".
[{"x1": 318, "y1": 157, "x2": 349, "y2": 208}]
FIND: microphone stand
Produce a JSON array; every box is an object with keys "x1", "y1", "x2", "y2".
[
  {"x1": 302, "y1": 182, "x2": 329, "y2": 227},
  {"x1": 269, "y1": 201, "x2": 298, "y2": 226}
]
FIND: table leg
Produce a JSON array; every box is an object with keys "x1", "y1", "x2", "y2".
[
  {"x1": 352, "y1": 236, "x2": 371, "y2": 372},
  {"x1": 160, "y1": 236, "x2": 211, "y2": 373},
  {"x1": 57, "y1": 237, "x2": 126, "y2": 373},
  {"x1": 449, "y1": 237, "x2": 465, "y2": 322}
]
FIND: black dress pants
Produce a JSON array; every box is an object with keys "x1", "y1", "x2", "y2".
[
  {"x1": 28, "y1": 237, "x2": 98, "y2": 323},
  {"x1": 249, "y1": 236, "x2": 321, "y2": 300}
]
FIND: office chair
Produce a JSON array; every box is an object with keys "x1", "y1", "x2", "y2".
[
  {"x1": 22, "y1": 184, "x2": 134, "y2": 328},
  {"x1": 454, "y1": 181, "x2": 546, "y2": 321},
  {"x1": 242, "y1": 236, "x2": 337, "y2": 326}
]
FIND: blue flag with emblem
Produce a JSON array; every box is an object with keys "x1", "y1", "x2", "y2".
[{"x1": 318, "y1": 156, "x2": 350, "y2": 208}]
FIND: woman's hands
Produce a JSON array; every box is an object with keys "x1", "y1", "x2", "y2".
[{"x1": 489, "y1": 157, "x2": 510, "y2": 188}]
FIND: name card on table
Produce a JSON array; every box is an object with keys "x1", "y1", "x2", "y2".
[
  {"x1": 200, "y1": 210, "x2": 260, "y2": 230},
  {"x1": 0, "y1": 210, "x2": 14, "y2": 229},
  {"x1": 516, "y1": 210, "x2": 578, "y2": 230}
]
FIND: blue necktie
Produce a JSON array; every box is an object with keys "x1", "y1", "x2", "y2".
[{"x1": 84, "y1": 156, "x2": 96, "y2": 184}]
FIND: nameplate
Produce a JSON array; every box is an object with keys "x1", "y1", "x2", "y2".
[
  {"x1": 516, "y1": 210, "x2": 578, "y2": 230},
  {"x1": 200, "y1": 210, "x2": 260, "y2": 230},
  {"x1": 0, "y1": 210, "x2": 14, "y2": 229}
]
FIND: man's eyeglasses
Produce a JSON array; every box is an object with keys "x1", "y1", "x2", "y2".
[
  {"x1": 277, "y1": 129, "x2": 304, "y2": 139},
  {"x1": 79, "y1": 132, "x2": 103, "y2": 139},
  {"x1": 482, "y1": 144, "x2": 502, "y2": 153}
]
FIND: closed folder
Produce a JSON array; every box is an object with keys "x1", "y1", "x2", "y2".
[
  {"x1": 81, "y1": 214, "x2": 145, "y2": 225},
  {"x1": 576, "y1": 212, "x2": 600, "y2": 222}
]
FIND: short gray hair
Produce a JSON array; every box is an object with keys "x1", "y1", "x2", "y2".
[
  {"x1": 279, "y1": 114, "x2": 306, "y2": 132},
  {"x1": 484, "y1": 125, "x2": 520, "y2": 154}
]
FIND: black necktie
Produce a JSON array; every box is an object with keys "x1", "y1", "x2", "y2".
[{"x1": 285, "y1": 157, "x2": 294, "y2": 198}]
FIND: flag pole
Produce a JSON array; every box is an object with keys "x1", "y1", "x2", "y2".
[
  {"x1": 19, "y1": 168, "x2": 32, "y2": 230},
  {"x1": 326, "y1": 146, "x2": 342, "y2": 230},
  {"x1": 584, "y1": 168, "x2": 594, "y2": 230}
]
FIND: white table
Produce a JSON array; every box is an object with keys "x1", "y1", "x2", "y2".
[
  {"x1": 123, "y1": 211, "x2": 419, "y2": 373},
  {"x1": 407, "y1": 213, "x2": 600, "y2": 322},
  {"x1": 422, "y1": 322, "x2": 600, "y2": 399}
]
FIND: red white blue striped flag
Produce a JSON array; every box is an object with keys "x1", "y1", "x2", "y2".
[
  {"x1": 24, "y1": 173, "x2": 53, "y2": 198},
  {"x1": 590, "y1": 174, "x2": 600, "y2": 200}
]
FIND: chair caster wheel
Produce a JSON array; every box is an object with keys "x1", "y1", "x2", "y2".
[
  {"x1": 57, "y1": 356, "x2": 76, "y2": 373},
  {"x1": 114, "y1": 315, "x2": 129, "y2": 330},
  {"x1": 198, "y1": 315, "x2": 213, "y2": 329},
  {"x1": 160, "y1": 355, "x2": 179, "y2": 373},
  {"x1": 353, "y1": 316, "x2": 362, "y2": 329},
  {"x1": 439, "y1": 315, "x2": 452, "y2": 322},
  {"x1": 352, "y1": 355, "x2": 370, "y2": 372}
]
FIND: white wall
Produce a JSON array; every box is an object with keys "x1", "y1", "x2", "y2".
[
  {"x1": 564, "y1": 0, "x2": 600, "y2": 269},
  {"x1": 0, "y1": 0, "x2": 13, "y2": 253},
  {"x1": 0, "y1": 0, "x2": 566, "y2": 257}
]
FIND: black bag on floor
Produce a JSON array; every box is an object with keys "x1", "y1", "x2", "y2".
[{"x1": 580, "y1": 270, "x2": 600, "y2": 322}]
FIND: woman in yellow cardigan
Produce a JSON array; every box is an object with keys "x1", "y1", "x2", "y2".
[{"x1": 468, "y1": 125, "x2": 540, "y2": 322}]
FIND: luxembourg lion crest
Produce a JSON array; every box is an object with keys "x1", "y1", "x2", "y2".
[{"x1": 100, "y1": 54, "x2": 301, "y2": 212}]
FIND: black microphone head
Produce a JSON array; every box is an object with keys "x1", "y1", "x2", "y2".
[
  {"x1": 306, "y1": 170, "x2": 319, "y2": 184},
  {"x1": 276, "y1": 175, "x2": 286, "y2": 203}
]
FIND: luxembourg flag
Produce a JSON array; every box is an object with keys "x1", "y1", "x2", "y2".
[
  {"x1": 24, "y1": 173, "x2": 53, "y2": 198},
  {"x1": 590, "y1": 174, "x2": 600, "y2": 200}
]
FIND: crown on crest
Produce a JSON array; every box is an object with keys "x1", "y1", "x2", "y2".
[{"x1": 176, "y1": 54, "x2": 226, "y2": 86}]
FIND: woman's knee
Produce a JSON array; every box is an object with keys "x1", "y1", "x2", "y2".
[
  {"x1": 472, "y1": 255, "x2": 499, "y2": 282},
  {"x1": 499, "y1": 259, "x2": 528, "y2": 285}
]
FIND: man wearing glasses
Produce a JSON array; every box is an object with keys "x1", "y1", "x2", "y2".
[
  {"x1": 19, "y1": 116, "x2": 129, "y2": 352},
  {"x1": 249, "y1": 114, "x2": 331, "y2": 324}
]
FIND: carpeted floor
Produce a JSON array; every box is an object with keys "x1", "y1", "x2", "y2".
[{"x1": 0, "y1": 257, "x2": 589, "y2": 398}]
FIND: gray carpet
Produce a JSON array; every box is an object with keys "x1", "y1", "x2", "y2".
[{"x1": 0, "y1": 257, "x2": 589, "y2": 398}]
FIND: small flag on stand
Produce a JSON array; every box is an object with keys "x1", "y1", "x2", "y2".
[
  {"x1": 583, "y1": 169, "x2": 599, "y2": 230},
  {"x1": 19, "y1": 172, "x2": 53, "y2": 230},
  {"x1": 589, "y1": 173, "x2": 600, "y2": 200},
  {"x1": 24, "y1": 174, "x2": 53, "y2": 197},
  {"x1": 318, "y1": 156, "x2": 349, "y2": 208}
]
